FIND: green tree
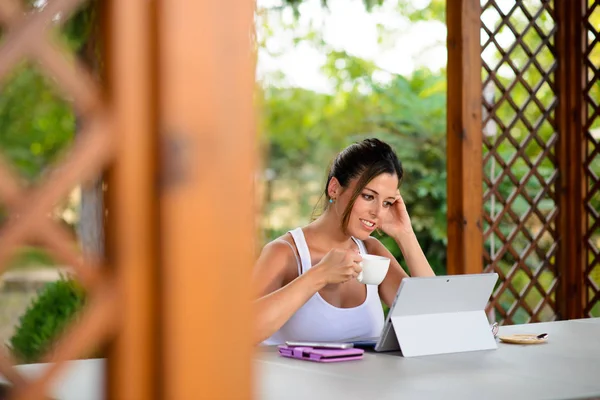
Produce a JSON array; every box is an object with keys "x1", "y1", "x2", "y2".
[
  {"x1": 0, "y1": 65, "x2": 75, "y2": 182},
  {"x1": 0, "y1": 2, "x2": 94, "y2": 183},
  {"x1": 259, "y1": 49, "x2": 449, "y2": 273},
  {"x1": 258, "y1": 1, "x2": 450, "y2": 271}
]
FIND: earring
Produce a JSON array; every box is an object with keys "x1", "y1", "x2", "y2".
[{"x1": 329, "y1": 198, "x2": 335, "y2": 203}]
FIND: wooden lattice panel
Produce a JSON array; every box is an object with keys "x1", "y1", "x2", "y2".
[
  {"x1": 0, "y1": 1, "x2": 118, "y2": 399},
  {"x1": 584, "y1": 0, "x2": 600, "y2": 317},
  {"x1": 480, "y1": 0, "x2": 559, "y2": 325}
]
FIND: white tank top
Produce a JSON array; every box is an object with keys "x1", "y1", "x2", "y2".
[{"x1": 262, "y1": 228, "x2": 385, "y2": 345}]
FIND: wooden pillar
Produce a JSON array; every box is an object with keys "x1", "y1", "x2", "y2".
[
  {"x1": 157, "y1": 0, "x2": 257, "y2": 398},
  {"x1": 104, "y1": 0, "x2": 160, "y2": 399},
  {"x1": 556, "y1": 0, "x2": 585, "y2": 320},
  {"x1": 446, "y1": 0, "x2": 484, "y2": 275}
]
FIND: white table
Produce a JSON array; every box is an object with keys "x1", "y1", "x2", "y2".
[
  {"x1": 255, "y1": 318, "x2": 600, "y2": 400},
  {"x1": 0, "y1": 358, "x2": 105, "y2": 400},
  {"x1": 1, "y1": 319, "x2": 599, "y2": 399}
]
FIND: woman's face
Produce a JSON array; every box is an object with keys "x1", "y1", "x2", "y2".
[{"x1": 336, "y1": 173, "x2": 399, "y2": 240}]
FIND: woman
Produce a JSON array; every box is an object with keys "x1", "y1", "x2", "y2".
[{"x1": 253, "y1": 138, "x2": 435, "y2": 345}]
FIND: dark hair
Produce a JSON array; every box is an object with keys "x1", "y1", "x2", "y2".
[{"x1": 323, "y1": 138, "x2": 403, "y2": 232}]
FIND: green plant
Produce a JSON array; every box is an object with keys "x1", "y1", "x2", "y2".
[
  {"x1": 260, "y1": 69, "x2": 450, "y2": 274},
  {"x1": 9, "y1": 276, "x2": 86, "y2": 364}
]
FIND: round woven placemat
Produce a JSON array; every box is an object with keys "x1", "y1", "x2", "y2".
[{"x1": 498, "y1": 334, "x2": 548, "y2": 345}]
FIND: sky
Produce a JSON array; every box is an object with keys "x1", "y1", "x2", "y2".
[{"x1": 256, "y1": 0, "x2": 448, "y2": 93}]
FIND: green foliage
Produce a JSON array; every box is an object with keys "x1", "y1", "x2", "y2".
[
  {"x1": 397, "y1": 0, "x2": 445, "y2": 23},
  {"x1": 5, "y1": 246, "x2": 56, "y2": 271},
  {"x1": 283, "y1": 0, "x2": 386, "y2": 14},
  {"x1": 10, "y1": 277, "x2": 86, "y2": 363},
  {"x1": 0, "y1": 2, "x2": 95, "y2": 181},
  {"x1": 363, "y1": 71, "x2": 448, "y2": 274},
  {"x1": 0, "y1": 2, "x2": 96, "y2": 223},
  {"x1": 280, "y1": 0, "x2": 444, "y2": 20},
  {"x1": 0, "y1": 64, "x2": 76, "y2": 182},
  {"x1": 258, "y1": 1, "x2": 452, "y2": 272},
  {"x1": 61, "y1": 3, "x2": 97, "y2": 54},
  {"x1": 260, "y1": 59, "x2": 449, "y2": 273}
]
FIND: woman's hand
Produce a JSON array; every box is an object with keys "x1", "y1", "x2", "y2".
[
  {"x1": 380, "y1": 191, "x2": 414, "y2": 239},
  {"x1": 312, "y1": 249, "x2": 363, "y2": 285}
]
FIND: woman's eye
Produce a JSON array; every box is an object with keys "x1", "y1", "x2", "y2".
[
  {"x1": 361, "y1": 194, "x2": 374, "y2": 201},
  {"x1": 383, "y1": 201, "x2": 393, "y2": 208}
]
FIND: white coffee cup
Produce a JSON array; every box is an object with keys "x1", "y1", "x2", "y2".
[{"x1": 357, "y1": 254, "x2": 391, "y2": 285}]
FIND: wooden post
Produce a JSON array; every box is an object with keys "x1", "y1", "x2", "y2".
[
  {"x1": 556, "y1": 0, "x2": 585, "y2": 320},
  {"x1": 157, "y1": 0, "x2": 256, "y2": 398},
  {"x1": 104, "y1": 0, "x2": 159, "y2": 399},
  {"x1": 446, "y1": 0, "x2": 484, "y2": 275}
]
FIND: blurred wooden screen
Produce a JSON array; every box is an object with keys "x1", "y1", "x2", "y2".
[
  {"x1": 448, "y1": 0, "x2": 600, "y2": 324},
  {"x1": 0, "y1": 0, "x2": 118, "y2": 398},
  {"x1": 0, "y1": 0, "x2": 256, "y2": 399}
]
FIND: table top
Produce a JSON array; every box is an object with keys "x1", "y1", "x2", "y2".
[
  {"x1": 1, "y1": 318, "x2": 598, "y2": 399},
  {"x1": 0, "y1": 358, "x2": 105, "y2": 400},
  {"x1": 255, "y1": 318, "x2": 600, "y2": 400}
]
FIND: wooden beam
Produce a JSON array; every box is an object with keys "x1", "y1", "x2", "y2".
[
  {"x1": 104, "y1": 0, "x2": 159, "y2": 398},
  {"x1": 157, "y1": 0, "x2": 256, "y2": 398},
  {"x1": 556, "y1": 0, "x2": 585, "y2": 320},
  {"x1": 446, "y1": 0, "x2": 484, "y2": 275}
]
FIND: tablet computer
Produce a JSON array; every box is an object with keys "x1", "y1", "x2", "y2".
[{"x1": 374, "y1": 273, "x2": 499, "y2": 357}]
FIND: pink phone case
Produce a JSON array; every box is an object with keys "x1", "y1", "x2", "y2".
[{"x1": 278, "y1": 345, "x2": 364, "y2": 363}]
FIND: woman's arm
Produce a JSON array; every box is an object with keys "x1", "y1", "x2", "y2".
[
  {"x1": 252, "y1": 240, "x2": 363, "y2": 344},
  {"x1": 393, "y1": 230, "x2": 435, "y2": 278},
  {"x1": 252, "y1": 240, "x2": 327, "y2": 344},
  {"x1": 372, "y1": 192, "x2": 435, "y2": 306}
]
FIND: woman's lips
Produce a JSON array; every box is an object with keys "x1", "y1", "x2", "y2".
[{"x1": 360, "y1": 218, "x2": 376, "y2": 231}]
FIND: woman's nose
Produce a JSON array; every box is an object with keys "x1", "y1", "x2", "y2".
[{"x1": 370, "y1": 202, "x2": 382, "y2": 217}]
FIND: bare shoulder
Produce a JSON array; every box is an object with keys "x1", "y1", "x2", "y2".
[
  {"x1": 253, "y1": 233, "x2": 299, "y2": 296},
  {"x1": 258, "y1": 233, "x2": 297, "y2": 264}
]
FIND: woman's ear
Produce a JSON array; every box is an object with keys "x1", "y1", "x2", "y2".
[{"x1": 327, "y1": 177, "x2": 341, "y2": 199}]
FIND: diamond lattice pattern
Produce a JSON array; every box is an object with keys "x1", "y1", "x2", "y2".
[
  {"x1": 480, "y1": 0, "x2": 559, "y2": 325},
  {"x1": 583, "y1": 0, "x2": 600, "y2": 317},
  {"x1": 0, "y1": 1, "x2": 118, "y2": 399}
]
